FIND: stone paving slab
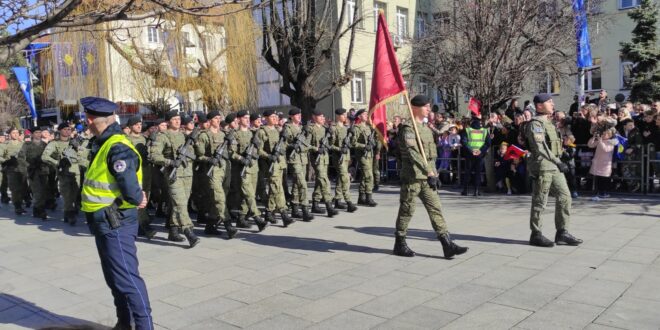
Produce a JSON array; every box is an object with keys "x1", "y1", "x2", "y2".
[{"x1": 0, "y1": 188, "x2": 658, "y2": 329}]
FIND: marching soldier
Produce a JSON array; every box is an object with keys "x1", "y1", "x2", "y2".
[
  {"x1": 149, "y1": 111, "x2": 201, "y2": 248},
  {"x1": 525, "y1": 94, "x2": 582, "y2": 247},
  {"x1": 1, "y1": 128, "x2": 27, "y2": 214},
  {"x1": 352, "y1": 109, "x2": 378, "y2": 207},
  {"x1": 18, "y1": 128, "x2": 49, "y2": 219},
  {"x1": 308, "y1": 110, "x2": 337, "y2": 217},
  {"x1": 393, "y1": 95, "x2": 468, "y2": 259},
  {"x1": 229, "y1": 110, "x2": 268, "y2": 231},
  {"x1": 283, "y1": 108, "x2": 314, "y2": 221},
  {"x1": 329, "y1": 108, "x2": 358, "y2": 212},
  {"x1": 194, "y1": 110, "x2": 238, "y2": 238},
  {"x1": 42, "y1": 123, "x2": 85, "y2": 224},
  {"x1": 126, "y1": 115, "x2": 156, "y2": 239},
  {"x1": 252, "y1": 113, "x2": 268, "y2": 204},
  {"x1": 40, "y1": 129, "x2": 58, "y2": 211},
  {"x1": 189, "y1": 114, "x2": 208, "y2": 225},
  {"x1": 256, "y1": 110, "x2": 293, "y2": 227},
  {"x1": 0, "y1": 133, "x2": 8, "y2": 204},
  {"x1": 225, "y1": 113, "x2": 243, "y2": 224},
  {"x1": 150, "y1": 118, "x2": 168, "y2": 218}
]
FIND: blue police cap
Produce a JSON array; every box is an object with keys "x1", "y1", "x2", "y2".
[{"x1": 80, "y1": 97, "x2": 118, "y2": 117}]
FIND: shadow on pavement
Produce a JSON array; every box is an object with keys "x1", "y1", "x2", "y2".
[
  {"x1": 0, "y1": 293, "x2": 111, "y2": 329},
  {"x1": 237, "y1": 232, "x2": 392, "y2": 254},
  {"x1": 334, "y1": 225, "x2": 529, "y2": 245}
]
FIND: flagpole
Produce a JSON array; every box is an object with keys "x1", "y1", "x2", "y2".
[{"x1": 403, "y1": 91, "x2": 432, "y2": 175}]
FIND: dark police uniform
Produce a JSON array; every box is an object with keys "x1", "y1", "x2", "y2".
[{"x1": 80, "y1": 97, "x2": 153, "y2": 330}]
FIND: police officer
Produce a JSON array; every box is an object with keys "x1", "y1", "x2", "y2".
[
  {"x1": 194, "y1": 110, "x2": 238, "y2": 238},
  {"x1": 526, "y1": 94, "x2": 583, "y2": 247},
  {"x1": 256, "y1": 110, "x2": 293, "y2": 226},
  {"x1": 126, "y1": 115, "x2": 156, "y2": 239},
  {"x1": 353, "y1": 109, "x2": 378, "y2": 207},
  {"x1": 79, "y1": 97, "x2": 153, "y2": 330},
  {"x1": 393, "y1": 95, "x2": 468, "y2": 259},
  {"x1": 460, "y1": 113, "x2": 491, "y2": 197},
  {"x1": 282, "y1": 108, "x2": 314, "y2": 221},
  {"x1": 329, "y1": 108, "x2": 358, "y2": 212},
  {"x1": 42, "y1": 123, "x2": 84, "y2": 225},
  {"x1": 308, "y1": 110, "x2": 338, "y2": 217},
  {"x1": 230, "y1": 110, "x2": 268, "y2": 231},
  {"x1": 0, "y1": 127, "x2": 27, "y2": 214},
  {"x1": 149, "y1": 111, "x2": 200, "y2": 247},
  {"x1": 18, "y1": 128, "x2": 49, "y2": 219}
]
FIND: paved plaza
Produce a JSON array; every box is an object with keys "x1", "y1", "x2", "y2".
[{"x1": 1, "y1": 186, "x2": 659, "y2": 330}]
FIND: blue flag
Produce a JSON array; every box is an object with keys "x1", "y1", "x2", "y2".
[
  {"x1": 573, "y1": 0, "x2": 593, "y2": 68},
  {"x1": 614, "y1": 134, "x2": 628, "y2": 161},
  {"x1": 11, "y1": 67, "x2": 37, "y2": 121}
]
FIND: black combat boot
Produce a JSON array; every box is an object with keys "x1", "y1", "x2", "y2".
[
  {"x1": 365, "y1": 194, "x2": 378, "y2": 207},
  {"x1": 301, "y1": 206, "x2": 314, "y2": 222},
  {"x1": 346, "y1": 201, "x2": 358, "y2": 213},
  {"x1": 223, "y1": 220, "x2": 238, "y2": 239},
  {"x1": 460, "y1": 188, "x2": 468, "y2": 196},
  {"x1": 204, "y1": 219, "x2": 222, "y2": 236},
  {"x1": 473, "y1": 189, "x2": 481, "y2": 197},
  {"x1": 14, "y1": 205, "x2": 26, "y2": 215},
  {"x1": 264, "y1": 211, "x2": 277, "y2": 224},
  {"x1": 168, "y1": 227, "x2": 185, "y2": 242},
  {"x1": 141, "y1": 224, "x2": 157, "y2": 239},
  {"x1": 236, "y1": 216, "x2": 252, "y2": 229},
  {"x1": 373, "y1": 183, "x2": 379, "y2": 192},
  {"x1": 33, "y1": 207, "x2": 47, "y2": 220},
  {"x1": 438, "y1": 233, "x2": 468, "y2": 259},
  {"x1": 155, "y1": 203, "x2": 166, "y2": 218},
  {"x1": 290, "y1": 204, "x2": 303, "y2": 218},
  {"x1": 281, "y1": 210, "x2": 294, "y2": 227},
  {"x1": 66, "y1": 211, "x2": 77, "y2": 226},
  {"x1": 182, "y1": 227, "x2": 200, "y2": 248},
  {"x1": 393, "y1": 236, "x2": 415, "y2": 257},
  {"x1": 555, "y1": 229, "x2": 583, "y2": 246},
  {"x1": 357, "y1": 193, "x2": 367, "y2": 205},
  {"x1": 530, "y1": 231, "x2": 554, "y2": 247},
  {"x1": 333, "y1": 199, "x2": 347, "y2": 210},
  {"x1": 311, "y1": 201, "x2": 324, "y2": 214},
  {"x1": 46, "y1": 199, "x2": 57, "y2": 210},
  {"x1": 325, "y1": 202, "x2": 338, "y2": 217},
  {"x1": 253, "y1": 216, "x2": 268, "y2": 232},
  {"x1": 1, "y1": 195, "x2": 9, "y2": 204}
]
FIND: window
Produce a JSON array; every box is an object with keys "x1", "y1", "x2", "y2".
[
  {"x1": 433, "y1": 12, "x2": 450, "y2": 30},
  {"x1": 147, "y1": 26, "x2": 159, "y2": 43},
  {"x1": 351, "y1": 72, "x2": 365, "y2": 103},
  {"x1": 373, "y1": 2, "x2": 386, "y2": 32},
  {"x1": 620, "y1": 59, "x2": 634, "y2": 90},
  {"x1": 620, "y1": 0, "x2": 641, "y2": 9},
  {"x1": 347, "y1": 0, "x2": 363, "y2": 29},
  {"x1": 419, "y1": 82, "x2": 428, "y2": 96},
  {"x1": 415, "y1": 12, "x2": 426, "y2": 39},
  {"x1": 435, "y1": 87, "x2": 444, "y2": 104},
  {"x1": 396, "y1": 7, "x2": 408, "y2": 38},
  {"x1": 583, "y1": 58, "x2": 602, "y2": 91},
  {"x1": 538, "y1": 73, "x2": 561, "y2": 94}
]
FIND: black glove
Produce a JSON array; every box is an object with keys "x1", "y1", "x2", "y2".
[
  {"x1": 70, "y1": 138, "x2": 80, "y2": 150},
  {"x1": 240, "y1": 156, "x2": 251, "y2": 166},
  {"x1": 59, "y1": 157, "x2": 71, "y2": 168},
  {"x1": 269, "y1": 154, "x2": 278, "y2": 163},
  {"x1": 427, "y1": 175, "x2": 439, "y2": 190},
  {"x1": 341, "y1": 146, "x2": 350, "y2": 154},
  {"x1": 209, "y1": 158, "x2": 220, "y2": 166},
  {"x1": 557, "y1": 162, "x2": 569, "y2": 173},
  {"x1": 170, "y1": 159, "x2": 182, "y2": 168}
]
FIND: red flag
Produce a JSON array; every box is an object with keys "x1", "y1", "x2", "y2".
[
  {"x1": 0, "y1": 75, "x2": 7, "y2": 90},
  {"x1": 468, "y1": 97, "x2": 481, "y2": 116},
  {"x1": 368, "y1": 10, "x2": 407, "y2": 146},
  {"x1": 503, "y1": 144, "x2": 527, "y2": 161}
]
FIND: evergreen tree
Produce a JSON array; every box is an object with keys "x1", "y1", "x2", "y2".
[{"x1": 620, "y1": 0, "x2": 660, "y2": 103}]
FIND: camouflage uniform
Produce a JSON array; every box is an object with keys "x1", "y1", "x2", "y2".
[
  {"x1": 0, "y1": 140, "x2": 26, "y2": 213},
  {"x1": 283, "y1": 122, "x2": 314, "y2": 221}
]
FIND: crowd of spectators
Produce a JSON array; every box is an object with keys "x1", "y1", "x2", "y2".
[{"x1": 385, "y1": 90, "x2": 660, "y2": 198}]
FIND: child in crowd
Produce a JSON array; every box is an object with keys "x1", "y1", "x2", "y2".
[
  {"x1": 507, "y1": 156, "x2": 526, "y2": 194},
  {"x1": 588, "y1": 127, "x2": 618, "y2": 201},
  {"x1": 493, "y1": 142, "x2": 510, "y2": 193}
]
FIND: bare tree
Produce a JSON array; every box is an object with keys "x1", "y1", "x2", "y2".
[
  {"x1": 0, "y1": 0, "x2": 258, "y2": 64},
  {"x1": 410, "y1": 0, "x2": 604, "y2": 114},
  {"x1": 260, "y1": 0, "x2": 360, "y2": 117},
  {"x1": 0, "y1": 84, "x2": 27, "y2": 130}
]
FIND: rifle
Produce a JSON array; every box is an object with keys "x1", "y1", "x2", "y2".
[
  {"x1": 314, "y1": 127, "x2": 331, "y2": 166},
  {"x1": 206, "y1": 134, "x2": 233, "y2": 177},
  {"x1": 163, "y1": 128, "x2": 200, "y2": 183},
  {"x1": 240, "y1": 132, "x2": 260, "y2": 178},
  {"x1": 287, "y1": 127, "x2": 310, "y2": 162},
  {"x1": 268, "y1": 131, "x2": 288, "y2": 176},
  {"x1": 58, "y1": 135, "x2": 84, "y2": 171},
  {"x1": 363, "y1": 128, "x2": 376, "y2": 158},
  {"x1": 338, "y1": 123, "x2": 355, "y2": 164}
]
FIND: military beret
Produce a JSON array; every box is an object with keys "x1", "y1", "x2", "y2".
[
  {"x1": 32, "y1": 127, "x2": 42, "y2": 133},
  {"x1": 120, "y1": 122, "x2": 128, "y2": 129},
  {"x1": 410, "y1": 94, "x2": 431, "y2": 107},
  {"x1": 197, "y1": 113, "x2": 207, "y2": 123},
  {"x1": 533, "y1": 93, "x2": 552, "y2": 104},
  {"x1": 181, "y1": 115, "x2": 193, "y2": 125},
  {"x1": 127, "y1": 115, "x2": 142, "y2": 127},
  {"x1": 154, "y1": 118, "x2": 165, "y2": 125},
  {"x1": 165, "y1": 110, "x2": 180, "y2": 121},
  {"x1": 80, "y1": 97, "x2": 118, "y2": 117},
  {"x1": 355, "y1": 109, "x2": 366, "y2": 117},
  {"x1": 207, "y1": 110, "x2": 220, "y2": 120},
  {"x1": 225, "y1": 112, "x2": 237, "y2": 124},
  {"x1": 335, "y1": 108, "x2": 347, "y2": 115},
  {"x1": 262, "y1": 109, "x2": 276, "y2": 117},
  {"x1": 236, "y1": 110, "x2": 249, "y2": 118},
  {"x1": 250, "y1": 113, "x2": 261, "y2": 121},
  {"x1": 57, "y1": 123, "x2": 70, "y2": 131},
  {"x1": 312, "y1": 109, "x2": 324, "y2": 116},
  {"x1": 277, "y1": 112, "x2": 285, "y2": 119},
  {"x1": 288, "y1": 108, "x2": 301, "y2": 116}
]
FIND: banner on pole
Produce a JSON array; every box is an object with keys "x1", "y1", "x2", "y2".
[{"x1": 11, "y1": 67, "x2": 37, "y2": 120}]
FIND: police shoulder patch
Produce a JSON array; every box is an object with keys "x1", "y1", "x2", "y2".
[{"x1": 113, "y1": 160, "x2": 127, "y2": 173}]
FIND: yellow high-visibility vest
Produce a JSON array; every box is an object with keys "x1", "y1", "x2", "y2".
[
  {"x1": 465, "y1": 127, "x2": 486, "y2": 150},
  {"x1": 81, "y1": 134, "x2": 142, "y2": 212}
]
